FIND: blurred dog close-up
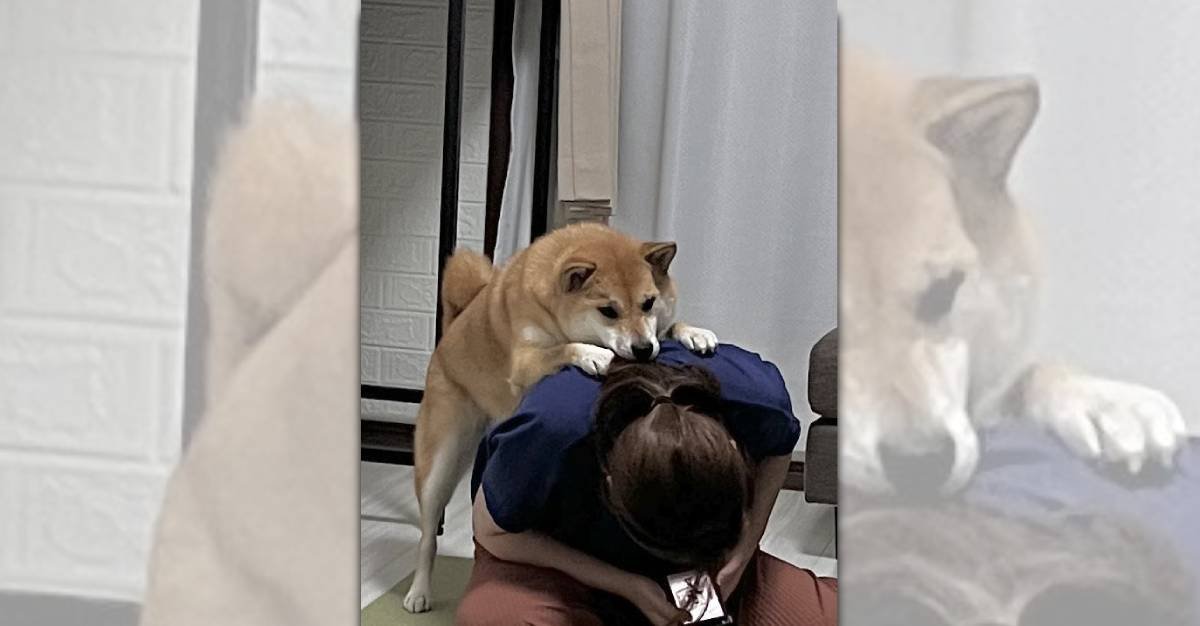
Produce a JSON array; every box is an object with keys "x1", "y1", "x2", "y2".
[{"x1": 839, "y1": 47, "x2": 1187, "y2": 496}]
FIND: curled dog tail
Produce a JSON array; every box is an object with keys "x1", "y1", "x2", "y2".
[{"x1": 441, "y1": 248, "x2": 493, "y2": 332}]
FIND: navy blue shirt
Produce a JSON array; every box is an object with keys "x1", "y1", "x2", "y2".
[{"x1": 470, "y1": 340, "x2": 802, "y2": 577}]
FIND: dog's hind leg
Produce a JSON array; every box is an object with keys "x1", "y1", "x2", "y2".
[{"x1": 404, "y1": 364, "x2": 487, "y2": 614}]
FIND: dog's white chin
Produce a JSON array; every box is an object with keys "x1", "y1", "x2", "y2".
[
  {"x1": 611, "y1": 345, "x2": 635, "y2": 360},
  {"x1": 607, "y1": 340, "x2": 659, "y2": 361}
]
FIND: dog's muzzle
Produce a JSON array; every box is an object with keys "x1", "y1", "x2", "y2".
[{"x1": 631, "y1": 341, "x2": 656, "y2": 361}]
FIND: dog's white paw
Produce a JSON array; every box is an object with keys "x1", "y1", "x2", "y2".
[
  {"x1": 1028, "y1": 373, "x2": 1187, "y2": 472},
  {"x1": 674, "y1": 324, "x2": 718, "y2": 354},
  {"x1": 403, "y1": 584, "x2": 431, "y2": 613},
  {"x1": 571, "y1": 344, "x2": 615, "y2": 376}
]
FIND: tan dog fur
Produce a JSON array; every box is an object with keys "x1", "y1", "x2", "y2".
[
  {"x1": 404, "y1": 222, "x2": 717, "y2": 613},
  {"x1": 840, "y1": 48, "x2": 1186, "y2": 495}
]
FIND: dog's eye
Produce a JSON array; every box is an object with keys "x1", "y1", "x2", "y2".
[
  {"x1": 641, "y1": 297, "x2": 656, "y2": 312},
  {"x1": 598, "y1": 305, "x2": 620, "y2": 319},
  {"x1": 916, "y1": 269, "x2": 965, "y2": 324}
]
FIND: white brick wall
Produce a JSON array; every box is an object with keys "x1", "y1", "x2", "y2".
[
  {"x1": 253, "y1": 0, "x2": 362, "y2": 415},
  {"x1": 358, "y1": 0, "x2": 494, "y2": 423},
  {"x1": 256, "y1": 0, "x2": 360, "y2": 117},
  {"x1": 253, "y1": 0, "x2": 495, "y2": 419},
  {"x1": 0, "y1": 0, "x2": 198, "y2": 602}
]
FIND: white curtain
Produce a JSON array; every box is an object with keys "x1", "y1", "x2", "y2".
[
  {"x1": 615, "y1": 0, "x2": 839, "y2": 425},
  {"x1": 497, "y1": 1, "x2": 839, "y2": 424},
  {"x1": 493, "y1": 0, "x2": 543, "y2": 264},
  {"x1": 840, "y1": 0, "x2": 1200, "y2": 431}
]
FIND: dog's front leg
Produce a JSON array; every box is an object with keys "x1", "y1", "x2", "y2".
[
  {"x1": 508, "y1": 343, "x2": 615, "y2": 394},
  {"x1": 1011, "y1": 362, "x2": 1187, "y2": 471},
  {"x1": 665, "y1": 322, "x2": 718, "y2": 354}
]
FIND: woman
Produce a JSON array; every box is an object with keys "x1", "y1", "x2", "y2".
[{"x1": 456, "y1": 341, "x2": 838, "y2": 625}]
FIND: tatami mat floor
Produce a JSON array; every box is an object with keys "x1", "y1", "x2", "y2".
[{"x1": 361, "y1": 462, "x2": 837, "y2": 612}]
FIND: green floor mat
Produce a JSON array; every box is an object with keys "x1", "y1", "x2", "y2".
[{"x1": 362, "y1": 557, "x2": 474, "y2": 626}]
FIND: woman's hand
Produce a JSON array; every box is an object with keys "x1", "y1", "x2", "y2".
[
  {"x1": 625, "y1": 575, "x2": 690, "y2": 625},
  {"x1": 716, "y1": 552, "x2": 752, "y2": 602}
]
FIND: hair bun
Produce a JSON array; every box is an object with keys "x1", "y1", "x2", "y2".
[{"x1": 593, "y1": 362, "x2": 725, "y2": 465}]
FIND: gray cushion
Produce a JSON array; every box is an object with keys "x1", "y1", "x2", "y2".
[
  {"x1": 807, "y1": 329, "x2": 837, "y2": 418},
  {"x1": 804, "y1": 417, "x2": 838, "y2": 504},
  {"x1": 804, "y1": 328, "x2": 838, "y2": 504}
]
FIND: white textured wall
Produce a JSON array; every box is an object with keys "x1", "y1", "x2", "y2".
[
  {"x1": 840, "y1": 0, "x2": 1200, "y2": 431},
  {"x1": 255, "y1": 0, "x2": 494, "y2": 421},
  {"x1": 256, "y1": 0, "x2": 360, "y2": 118},
  {"x1": 357, "y1": 0, "x2": 493, "y2": 422},
  {"x1": 0, "y1": 0, "x2": 198, "y2": 601}
]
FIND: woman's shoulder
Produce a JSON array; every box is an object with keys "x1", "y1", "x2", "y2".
[
  {"x1": 657, "y1": 340, "x2": 793, "y2": 413},
  {"x1": 656, "y1": 339, "x2": 779, "y2": 372},
  {"x1": 493, "y1": 341, "x2": 793, "y2": 446},
  {"x1": 501, "y1": 366, "x2": 604, "y2": 444}
]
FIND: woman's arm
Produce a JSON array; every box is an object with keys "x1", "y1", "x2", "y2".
[
  {"x1": 473, "y1": 490, "x2": 688, "y2": 625},
  {"x1": 744, "y1": 454, "x2": 792, "y2": 552},
  {"x1": 473, "y1": 489, "x2": 629, "y2": 594},
  {"x1": 717, "y1": 453, "x2": 792, "y2": 598}
]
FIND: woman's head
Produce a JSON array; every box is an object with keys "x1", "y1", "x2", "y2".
[{"x1": 594, "y1": 361, "x2": 752, "y2": 570}]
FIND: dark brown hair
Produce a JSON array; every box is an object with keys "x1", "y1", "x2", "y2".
[
  {"x1": 594, "y1": 361, "x2": 752, "y2": 570},
  {"x1": 842, "y1": 504, "x2": 1195, "y2": 626}
]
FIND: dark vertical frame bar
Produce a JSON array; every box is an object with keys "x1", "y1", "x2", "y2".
[
  {"x1": 436, "y1": 0, "x2": 465, "y2": 344},
  {"x1": 435, "y1": 0, "x2": 465, "y2": 533},
  {"x1": 530, "y1": 0, "x2": 560, "y2": 241},
  {"x1": 484, "y1": 0, "x2": 517, "y2": 259}
]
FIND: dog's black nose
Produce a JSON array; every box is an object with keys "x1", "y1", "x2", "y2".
[
  {"x1": 632, "y1": 342, "x2": 655, "y2": 361},
  {"x1": 878, "y1": 433, "x2": 957, "y2": 500}
]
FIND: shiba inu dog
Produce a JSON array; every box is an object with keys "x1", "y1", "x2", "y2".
[
  {"x1": 404, "y1": 222, "x2": 717, "y2": 613},
  {"x1": 839, "y1": 48, "x2": 1187, "y2": 495}
]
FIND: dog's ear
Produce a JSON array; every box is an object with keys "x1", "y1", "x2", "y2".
[
  {"x1": 561, "y1": 262, "x2": 596, "y2": 293},
  {"x1": 641, "y1": 242, "x2": 677, "y2": 278},
  {"x1": 916, "y1": 76, "x2": 1039, "y2": 185}
]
